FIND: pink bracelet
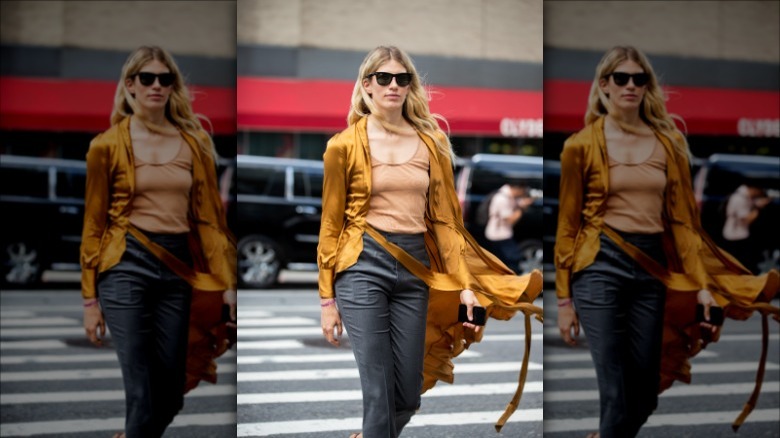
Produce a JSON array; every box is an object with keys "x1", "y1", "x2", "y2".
[
  {"x1": 83, "y1": 299, "x2": 98, "y2": 308},
  {"x1": 320, "y1": 299, "x2": 336, "y2": 307},
  {"x1": 557, "y1": 298, "x2": 572, "y2": 307}
]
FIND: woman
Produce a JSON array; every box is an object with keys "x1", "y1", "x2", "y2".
[
  {"x1": 80, "y1": 46, "x2": 237, "y2": 438},
  {"x1": 555, "y1": 45, "x2": 779, "y2": 438},
  {"x1": 317, "y1": 46, "x2": 543, "y2": 438}
]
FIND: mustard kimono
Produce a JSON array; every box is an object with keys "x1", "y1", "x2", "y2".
[
  {"x1": 317, "y1": 117, "x2": 543, "y2": 429},
  {"x1": 555, "y1": 116, "x2": 779, "y2": 428},
  {"x1": 80, "y1": 116, "x2": 236, "y2": 391}
]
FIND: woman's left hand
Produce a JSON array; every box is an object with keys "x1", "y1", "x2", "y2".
[
  {"x1": 697, "y1": 289, "x2": 721, "y2": 338},
  {"x1": 460, "y1": 289, "x2": 482, "y2": 333},
  {"x1": 223, "y1": 289, "x2": 237, "y2": 328}
]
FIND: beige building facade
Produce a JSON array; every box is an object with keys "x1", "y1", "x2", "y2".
[
  {"x1": 1, "y1": 0, "x2": 235, "y2": 58},
  {"x1": 238, "y1": 0, "x2": 543, "y2": 63},
  {"x1": 545, "y1": 0, "x2": 779, "y2": 63}
]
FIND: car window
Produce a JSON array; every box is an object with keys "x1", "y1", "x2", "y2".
[
  {"x1": 56, "y1": 169, "x2": 87, "y2": 200},
  {"x1": 543, "y1": 161, "x2": 561, "y2": 200},
  {"x1": 1, "y1": 167, "x2": 49, "y2": 198},
  {"x1": 704, "y1": 162, "x2": 779, "y2": 198},
  {"x1": 237, "y1": 166, "x2": 285, "y2": 197},
  {"x1": 471, "y1": 163, "x2": 542, "y2": 196},
  {"x1": 293, "y1": 167, "x2": 324, "y2": 199}
]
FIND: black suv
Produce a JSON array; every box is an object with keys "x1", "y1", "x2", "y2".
[
  {"x1": 455, "y1": 154, "x2": 543, "y2": 274},
  {"x1": 236, "y1": 155, "x2": 323, "y2": 288},
  {"x1": 542, "y1": 159, "x2": 561, "y2": 284},
  {"x1": 0, "y1": 155, "x2": 86, "y2": 286},
  {"x1": 693, "y1": 153, "x2": 780, "y2": 273}
]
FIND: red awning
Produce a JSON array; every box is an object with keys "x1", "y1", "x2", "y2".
[
  {"x1": 237, "y1": 77, "x2": 543, "y2": 137},
  {"x1": 0, "y1": 77, "x2": 236, "y2": 134},
  {"x1": 544, "y1": 79, "x2": 780, "y2": 137}
]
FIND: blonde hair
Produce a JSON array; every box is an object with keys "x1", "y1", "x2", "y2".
[
  {"x1": 586, "y1": 46, "x2": 688, "y2": 152},
  {"x1": 347, "y1": 46, "x2": 455, "y2": 163},
  {"x1": 110, "y1": 46, "x2": 215, "y2": 158}
]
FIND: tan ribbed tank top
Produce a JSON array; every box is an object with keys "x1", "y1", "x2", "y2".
[
  {"x1": 366, "y1": 141, "x2": 430, "y2": 233},
  {"x1": 129, "y1": 141, "x2": 193, "y2": 233},
  {"x1": 604, "y1": 140, "x2": 667, "y2": 233}
]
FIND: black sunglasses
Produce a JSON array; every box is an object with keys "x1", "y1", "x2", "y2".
[
  {"x1": 604, "y1": 72, "x2": 650, "y2": 87},
  {"x1": 366, "y1": 72, "x2": 413, "y2": 87},
  {"x1": 135, "y1": 72, "x2": 176, "y2": 87}
]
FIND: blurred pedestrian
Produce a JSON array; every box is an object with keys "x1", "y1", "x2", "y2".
[
  {"x1": 484, "y1": 183, "x2": 535, "y2": 273},
  {"x1": 555, "y1": 45, "x2": 778, "y2": 438},
  {"x1": 721, "y1": 181, "x2": 770, "y2": 274},
  {"x1": 317, "y1": 45, "x2": 542, "y2": 438},
  {"x1": 80, "y1": 46, "x2": 237, "y2": 438}
]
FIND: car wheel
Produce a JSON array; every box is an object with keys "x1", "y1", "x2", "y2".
[
  {"x1": 237, "y1": 235, "x2": 282, "y2": 289},
  {"x1": 2, "y1": 241, "x2": 42, "y2": 286},
  {"x1": 517, "y1": 239, "x2": 543, "y2": 275}
]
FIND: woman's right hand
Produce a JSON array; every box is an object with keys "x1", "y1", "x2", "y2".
[
  {"x1": 83, "y1": 299, "x2": 106, "y2": 347},
  {"x1": 321, "y1": 298, "x2": 342, "y2": 347},
  {"x1": 557, "y1": 298, "x2": 579, "y2": 346},
  {"x1": 460, "y1": 289, "x2": 483, "y2": 333}
]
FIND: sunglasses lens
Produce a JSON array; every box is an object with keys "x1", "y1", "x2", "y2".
[
  {"x1": 374, "y1": 73, "x2": 392, "y2": 86},
  {"x1": 136, "y1": 72, "x2": 175, "y2": 87},
  {"x1": 396, "y1": 73, "x2": 412, "y2": 87},
  {"x1": 137, "y1": 72, "x2": 155, "y2": 86},
  {"x1": 633, "y1": 73, "x2": 649, "y2": 87},
  {"x1": 158, "y1": 73, "x2": 175, "y2": 87},
  {"x1": 611, "y1": 73, "x2": 629, "y2": 86}
]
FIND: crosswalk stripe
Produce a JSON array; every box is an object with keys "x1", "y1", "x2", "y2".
[
  {"x1": 0, "y1": 327, "x2": 94, "y2": 337},
  {"x1": 238, "y1": 353, "x2": 356, "y2": 364},
  {"x1": 0, "y1": 349, "x2": 235, "y2": 365},
  {"x1": 1, "y1": 364, "x2": 236, "y2": 382},
  {"x1": 239, "y1": 317, "x2": 317, "y2": 327},
  {"x1": 718, "y1": 333, "x2": 780, "y2": 341},
  {"x1": 238, "y1": 327, "x2": 322, "y2": 337},
  {"x1": 237, "y1": 350, "x2": 479, "y2": 364},
  {"x1": 544, "y1": 381, "x2": 780, "y2": 402},
  {"x1": 542, "y1": 326, "x2": 780, "y2": 342},
  {"x1": 237, "y1": 340, "x2": 304, "y2": 350},
  {"x1": 481, "y1": 333, "x2": 542, "y2": 342},
  {"x1": 543, "y1": 352, "x2": 593, "y2": 362},
  {"x1": 0, "y1": 412, "x2": 236, "y2": 437},
  {"x1": 543, "y1": 408, "x2": 779, "y2": 433},
  {"x1": 237, "y1": 408, "x2": 543, "y2": 436},
  {"x1": 236, "y1": 327, "x2": 540, "y2": 341},
  {"x1": 544, "y1": 350, "x2": 717, "y2": 363},
  {"x1": 238, "y1": 381, "x2": 543, "y2": 404},
  {"x1": 0, "y1": 311, "x2": 35, "y2": 318},
  {"x1": 544, "y1": 361, "x2": 778, "y2": 379},
  {"x1": 238, "y1": 362, "x2": 542, "y2": 382},
  {"x1": 0, "y1": 317, "x2": 80, "y2": 327},
  {"x1": 1, "y1": 353, "x2": 118, "y2": 365},
  {"x1": 0, "y1": 384, "x2": 236, "y2": 405},
  {"x1": 236, "y1": 305, "x2": 320, "y2": 312},
  {"x1": 236, "y1": 310, "x2": 273, "y2": 318},
  {"x1": 0, "y1": 340, "x2": 66, "y2": 350}
]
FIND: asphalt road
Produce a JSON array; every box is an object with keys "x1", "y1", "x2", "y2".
[
  {"x1": 237, "y1": 282, "x2": 544, "y2": 438},
  {"x1": 3, "y1": 277, "x2": 777, "y2": 437},
  {"x1": 542, "y1": 291, "x2": 780, "y2": 438},
  {"x1": 0, "y1": 288, "x2": 237, "y2": 438}
]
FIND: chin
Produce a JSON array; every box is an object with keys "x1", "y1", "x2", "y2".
[{"x1": 380, "y1": 102, "x2": 404, "y2": 111}]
